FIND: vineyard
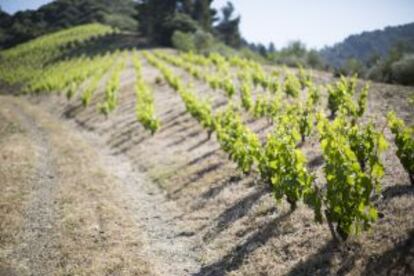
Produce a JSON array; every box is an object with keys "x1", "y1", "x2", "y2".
[{"x1": 1, "y1": 24, "x2": 413, "y2": 275}]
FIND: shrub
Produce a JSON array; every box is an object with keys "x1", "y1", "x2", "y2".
[
  {"x1": 171, "y1": 31, "x2": 195, "y2": 52},
  {"x1": 103, "y1": 14, "x2": 138, "y2": 31},
  {"x1": 391, "y1": 54, "x2": 414, "y2": 85},
  {"x1": 335, "y1": 58, "x2": 366, "y2": 77},
  {"x1": 193, "y1": 30, "x2": 214, "y2": 51},
  {"x1": 165, "y1": 13, "x2": 198, "y2": 34},
  {"x1": 238, "y1": 47, "x2": 267, "y2": 63},
  {"x1": 366, "y1": 64, "x2": 384, "y2": 82}
]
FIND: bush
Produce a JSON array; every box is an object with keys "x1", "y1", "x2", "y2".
[
  {"x1": 104, "y1": 14, "x2": 138, "y2": 31},
  {"x1": 171, "y1": 30, "x2": 195, "y2": 52},
  {"x1": 172, "y1": 28, "x2": 237, "y2": 56},
  {"x1": 238, "y1": 47, "x2": 267, "y2": 63},
  {"x1": 165, "y1": 13, "x2": 198, "y2": 34},
  {"x1": 391, "y1": 54, "x2": 414, "y2": 85},
  {"x1": 203, "y1": 41, "x2": 236, "y2": 56},
  {"x1": 307, "y1": 49, "x2": 324, "y2": 69},
  {"x1": 334, "y1": 58, "x2": 366, "y2": 77},
  {"x1": 193, "y1": 30, "x2": 214, "y2": 51},
  {"x1": 366, "y1": 64, "x2": 385, "y2": 82}
]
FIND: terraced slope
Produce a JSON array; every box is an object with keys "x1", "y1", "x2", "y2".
[{"x1": 1, "y1": 24, "x2": 413, "y2": 275}]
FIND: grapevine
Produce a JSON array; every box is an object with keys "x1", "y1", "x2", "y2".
[{"x1": 387, "y1": 112, "x2": 414, "y2": 185}]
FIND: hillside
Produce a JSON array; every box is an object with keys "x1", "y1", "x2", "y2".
[
  {"x1": 1, "y1": 24, "x2": 414, "y2": 275},
  {"x1": 320, "y1": 22, "x2": 414, "y2": 68},
  {"x1": 0, "y1": 0, "x2": 138, "y2": 49}
]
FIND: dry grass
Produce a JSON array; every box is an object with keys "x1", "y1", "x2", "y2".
[
  {"x1": 27, "y1": 100, "x2": 152, "y2": 275},
  {"x1": 0, "y1": 106, "x2": 36, "y2": 275},
  {"x1": 0, "y1": 97, "x2": 152, "y2": 275}
]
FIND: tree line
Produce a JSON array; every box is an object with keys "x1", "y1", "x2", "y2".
[{"x1": 137, "y1": 0, "x2": 242, "y2": 48}]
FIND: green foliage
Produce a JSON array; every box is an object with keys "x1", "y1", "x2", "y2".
[
  {"x1": 133, "y1": 53, "x2": 160, "y2": 134},
  {"x1": 144, "y1": 49, "x2": 398, "y2": 242},
  {"x1": 356, "y1": 84, "x2": 369, "y2": 117},
  {"x1": 98, "y1": 58, "x2": 125, "y2": 115},
  {"x1": 181, "y1": 88, "x2": 215, "y2": 131},
  {"x1": 251, "y1": 67, "x2": 270, "y2": 90},
  {"x1": 172, "y1": 31, "x2": 196, "y2": 52},
  {"x1": 253, "y1": 94, "x2": 270, "y2": 119},
  {"x1": 323, "y1": 26, "x2": 414, "y2": 86},
  {"x1": 326, "y1": 75, "x2": 367, "y2": 118},
  {"x1": 252, "y1": 92, "x2": 281, "y2": 120},
  {"x1": 297, "y1": 105, "x2": 314, "y2": 143},
  {"x1": 193, "y1": 29, "x2": 215, "y2": 52},
  {"x1": 81, "y1": 55, "x2": 116, "y2": 107},
  {"x1": 104, "y1": 13, "x2": 139, "y2": 31},
  {"x1": 387, "y1": 112, "x2": 414, "y2": 185},
  {"x1": 316, "y1": 114, "x2": 385, "y2": 240},
  {"x1": 284, "y1": 73, "x2": 301, "y2": 98},
  {"x1": 137, "y1": 0, "x2": 178, "y2": 45},
  {"x1": 136, "y1": 0, "x2": 240, "y2": 50},
  {"x1": 144, "y1": 51, "x2": 214, "y2": 133},
  {"x1": 306, "y1": 82, "x2": 321, "y2": 108},
  {"x1": 259, "y1": 114, "x2": 314, "y2": 210},
  {"x1": 0, "y1": 23, "x2": 115, "y2": 86},
  {"x1": 390, "y1": 54, "x2": 414, "y2": 86},
  {"x1": 165, "y1": 13, "x2": 199, "y2": 34},
  {"x1": 222, "y1": 76, "x2": 236, "y2": 98},
  {"x1": 240, "y1": 80, "x2": 253, "y2": 111},
  {"x1": 335, "y1": 58, "x2": 366, "y2": 77},
  {"x1": 214, "y1": 2, "x2": 242, "y2": 48},
  {"x1": 317, "y1": 116, "x2": 377, "y2": 240},
  {"x1": 144, "y1": 51, "x2": 183, "y2": 91},
  {"x1": 347, "y1": 123, "x2": 388, "y2": 178},
  {"x1": 266, "y1": 40, "x2": 324, "y2": 69},
  {"x1": 327, "y1": 76, "x2": 353, "y2": 117},
  {"x1": 0, "y1": 0, "x2": 137, "y2": 48},
  {"x1": 215, "y1": 106, "x2": 261, "y2": 174},
  {"x1": 155, "y1": 50, "x2": 238, "y2": 99},
  {"x1": 306, "y1": 49, "x2": 323, "y2": 69},
  {"x1": 321, "y1": 22, "x2": 414, "y2": 72}
]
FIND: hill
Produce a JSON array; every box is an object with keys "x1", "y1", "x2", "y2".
[
  {"x1": 0, "y1": 0, "x2": 138, "y2": 49},
  {"x1": 0, "y1": 24, "x2": 414, "y2": 275},
  {"x1": 320, "y1": 22, "x2": 414, "y2": 68}
]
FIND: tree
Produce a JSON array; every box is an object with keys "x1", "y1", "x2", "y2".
[
  {"x1": 137, "y1": 0, "x2": 178, "y2": 45},
  {"x1": 284, "y1": 40, "x2": 307, "y2": 57},
  {"x1": 193, "y1": 0, "x2": 215, "y2": 31},
  {"x1": 137, "y1": 0, "x2": 217, "y2": 46},
  {"x1": 268, "y1": 42, "x2": 276, "y2": 53},
  {"x1": 257, "y1": 43, "x2": 267, "y2": 57},
  {"x1": 391, "y1": 54, "x2": 414, "y2": 85},
  {"x1": 0, "y1": 5, "x2": 10, "y2": 48},
  {"x1": 335, "y1": 58, "x2": 365, "y2": 77},
  {"x1": 215, "y1": 1, "x2": 241, "y2": 48},
  {"x1": 1, "y1": 0, "x2": 139, "y2": 49},
  {"x1": 179, "y1": 0, "x2": 194, "y2": 15},
  {"x1": 307, "y1": 49, "x2": 323, "y2": 69}
]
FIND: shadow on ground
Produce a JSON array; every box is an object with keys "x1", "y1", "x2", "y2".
[{"x1": 195, "y1": 210, "x2": 294, "y2": 276}]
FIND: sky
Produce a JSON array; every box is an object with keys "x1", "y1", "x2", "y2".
[
  {"x1": 212, "y1": 0, "x2": 414, "y2": 49},
  {"x1": 1, "y1": 0, "x2": 414, "y2": 49},
  {"x1": 1, "y1": 0, "x2": 52, "y2": 14}
]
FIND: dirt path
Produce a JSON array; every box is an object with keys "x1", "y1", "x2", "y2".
[
  {"x1": 10, "y1": 103, "x2": 59, "y2": 275},
  {"x1": 0, "y1": 96, "x2": 202, "y2": 275},
  {"x1": 76, "y1": 127, "x2": 203, "y2": 275}
]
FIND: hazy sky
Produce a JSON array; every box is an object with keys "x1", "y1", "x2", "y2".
[
  {"x1": 1, "y1": 0, "x2": 51, "y2": 14},
  {"x1": 2, "y1": 0, "x2": 414, "y2": 49},
  {"x1": 212, "y1": 0, "x2": 414, "y2": 49}
]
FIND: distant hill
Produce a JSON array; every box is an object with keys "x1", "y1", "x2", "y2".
[
  {"x1": 320, "y1": 22, "x2": 414, "y2": 68},
  {"x1": 0, "y1": 0, "x2": 138, "y2": 49}
]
